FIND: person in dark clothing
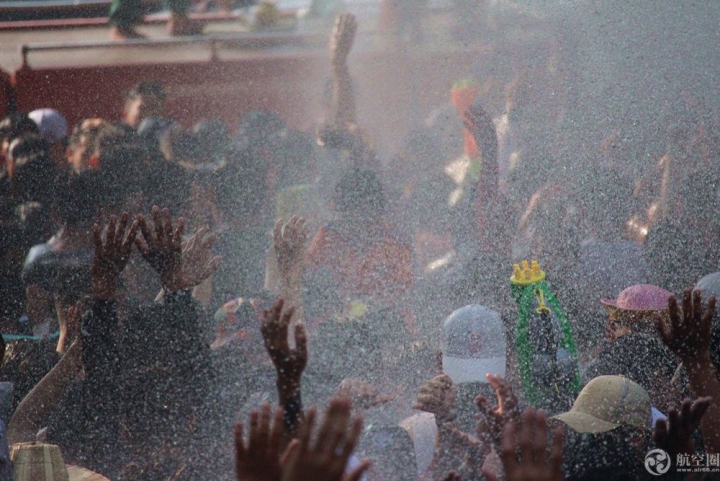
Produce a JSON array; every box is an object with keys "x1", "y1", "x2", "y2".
[{"x1": 12, "y1": 208, "x2": 221, "y2": 479}]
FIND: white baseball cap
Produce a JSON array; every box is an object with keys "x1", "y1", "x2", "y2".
[{"x1": 28, "y1": 108, "x2": 68, "y2": 144}]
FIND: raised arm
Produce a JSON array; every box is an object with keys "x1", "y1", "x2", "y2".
[
  {"x1": 261, "y1": 298, "x2": 307, "y2": 439},
  {"x1": 659, "y1": 289, "x2": 720, "y2": 453},
  {"x1": 273, "y1": 216, "x2": 308, "y2": 325},
  {"x1": 329, "y1": 13, "x2": 358, "y2": 128},
  {"x1": 8, "y1": 312, "x2": 82, "y2": 445}
]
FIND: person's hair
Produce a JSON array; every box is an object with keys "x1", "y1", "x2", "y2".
[
  {"x1": 11, "y1": 141, "x2": 59, "y2": 203},
  {"x1": 125, "y1": 81, "x2": 166, "y2": 103},
  {"x1": 8, "y1": 133, "x2": 49, "y2": 162},
  {"x1": 0, "y1": 112, "x2": 39, "y2": 143},
  {"x1": 68, "y1": 120, "x2": 104, "y2": 150},
  {"x1": 54, "y1": 170, "x2": 106, "y2": 227},
  {"x1": 333, "y1": 168, "x2": 386, "y2": 217}
]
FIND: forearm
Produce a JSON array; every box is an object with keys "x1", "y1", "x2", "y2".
[
  {"x1": 330, "y1": 66, "x2": 356, "y2": 127},
  {"x1": 280, "y1": 268, "x2": 304, "y2": 325},
  {"x1": 277, "y1": 377, "x2": 304, "y2": 440},
  {"x1": 685, "y1": 354, "x2": 720, "y2": 453},
  {"x1": 8, "y1": 343, "x2": 82, "y2": 445}
]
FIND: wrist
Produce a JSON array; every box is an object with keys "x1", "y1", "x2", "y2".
[
  {"x1": 683, "y1": 351, "x2": 712, "y2": 368},
  {"x1": 160, "y1": 272, "x2": 187, "y2": 292},
  {"x1": 92, "y1": 279, "x2": 117, "y2": 300}
]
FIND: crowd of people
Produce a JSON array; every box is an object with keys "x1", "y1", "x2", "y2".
[{"x1": 1, "y1": 9, "x2": 720, "y2": 481}]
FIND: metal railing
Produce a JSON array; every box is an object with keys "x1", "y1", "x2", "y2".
[{"x1": 20, "y1": 29, "x2": 330, "y2": 67}]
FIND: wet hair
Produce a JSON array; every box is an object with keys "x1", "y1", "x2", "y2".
[
  {"x1": 125, "y1": 81, "x2": 166, "y2": 103},
  {"x1": 333, "y1": 168, "x2": 386, "y2": 217},
  {"x1": 0, "y1": 112, "x2": 39, "y2": 143}
]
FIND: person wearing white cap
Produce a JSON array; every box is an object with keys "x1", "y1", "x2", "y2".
[{"x1": 28, "y1": 109, "x2": 68, "y2": 171}]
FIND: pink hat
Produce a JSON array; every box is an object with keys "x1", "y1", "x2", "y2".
[{"x1": 600, "y1": 284, "x2": 673, "y2": 311}]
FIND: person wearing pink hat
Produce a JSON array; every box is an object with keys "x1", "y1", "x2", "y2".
[{"x1": 600, "y1": 284, "x2": 674, "y2": 340}]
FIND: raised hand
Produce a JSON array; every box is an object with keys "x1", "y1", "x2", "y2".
[
  {"x1": 91, "y1": 212, "x2": 140, "y2": 300},
  {"x1": 235, "y1": 403, "x2": 286, "y2": 481},
  {"x1": 442, "y1": 471, "x2": 461, "y2": 481},
  {"x1": 659, "y1": 289, "x2": 716, "y2": 362},
  {"x1": 135, "y1": 206, "x2": 184, "y2": 291},
  {"x1": 281, "y1": 398, "x2": 369, "y2": 481},
  {"x1": 654, "y1": 397, "x2": 711, "y2": 457},
  {"x1": 413, "y1": 374, "x2": 457, "y2": 423},
  {"x1": 179, "y1": 226, "x2": 222, "y2": 288},
  {"x1": 58, "y1": 299, "x2": 85, "y2": 354},
  {"x1": 484, "y1": 408, "x2": 564, "y2": 481},
  {"x1": 475, "y1": 374, "x2": 522, "y2": 449},
  {"x1": 334, "y1": 379, "x2": 393, "y2": 409},
  {"x1": 261, "y1": 299, "x2": 307, "y2": 387},
  {"x1": 274, "y1": 217, "x2": 308, "y2": 277},
  {"x1": 330, "y1": 13, "x2": 358, "y2": 69}
]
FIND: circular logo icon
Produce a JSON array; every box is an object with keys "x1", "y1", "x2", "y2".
[{"x1": 645, "y1": 449, "x2": 671, "y2": 476}]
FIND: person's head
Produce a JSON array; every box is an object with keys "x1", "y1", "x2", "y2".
[
  {"x1": 124, "y1": 81, "x2": 167, "y2": 129},
  {"x1": 600, "y1": 285, "x2": 673, "y2": 340},
  {"x1": 28, "y1": 108, "x2": 68, "y2": 145},
  {"x1": 66, "y1": 119, "x2": 106, "y2": 172},
  {"x1": 582, "y1": 333, "x2": 677, "y2": 411},
  {"x1": 553, "y1": 375, "x2": 652, "y2": 435},
  {"x1": 441, "y1": 304, "x2": 507, "y2": 385},
  {"x1": 333, "y1": 168, "x2": 386, "y2": 218},
  {"x1": 8, "y1": 134, "x2": 59, "y2": 203},
  {"x1": 0, "y1": 112, "x2": 40, "y2": 160}
]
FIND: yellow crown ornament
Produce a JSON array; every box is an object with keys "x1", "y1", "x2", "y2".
[{"x1": 510, "y1": 260, "x2": 546, "y2": 285}]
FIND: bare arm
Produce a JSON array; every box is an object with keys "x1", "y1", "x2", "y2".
[
  {"x1": 329, "y1": 13, "x2": 358, "y2": 128},
  {"x1": 273, "y1": 217, "x2": 307, "y2": 325},
  {"x1": 660, "y1": 289, "x2": 720, "y2": 453},
  {"x1": 8, "y1": 339, "x2": 82, "y2": 445}
]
